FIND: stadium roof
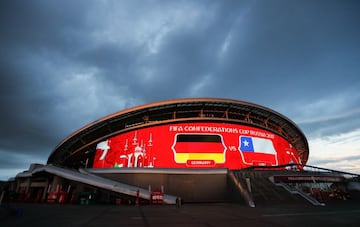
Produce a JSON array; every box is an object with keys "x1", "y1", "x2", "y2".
[{"x1": 48, "y1": 98, "x2": 309, "y2": 167}]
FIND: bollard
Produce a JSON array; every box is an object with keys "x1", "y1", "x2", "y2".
[
  {"x1": 176, "y1": 197, "x2": 182, "y2": 208},
  {"x1": 16, "y1": 208, "x2": 24, "y2": 217}
]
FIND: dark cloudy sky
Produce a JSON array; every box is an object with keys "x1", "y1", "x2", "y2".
[{"x1": 1, "y1": 0, "x2": 359, "y2": 180}]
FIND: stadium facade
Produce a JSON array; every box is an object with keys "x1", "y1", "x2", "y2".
[
  {"x1": 48, "y1": 98, "x2": 309, "y2": 169},
  {"x1": 3, "y1": 98, "x2": 359, "y2": 206}
]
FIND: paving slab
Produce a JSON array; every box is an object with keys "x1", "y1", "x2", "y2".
[{"x1": 1, "y1": 201, "x2": 359, "y2": 227}]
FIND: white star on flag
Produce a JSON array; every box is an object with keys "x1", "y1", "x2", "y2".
[{"x1": 243, "y1": 140, "x2": 249, "y2": 147}]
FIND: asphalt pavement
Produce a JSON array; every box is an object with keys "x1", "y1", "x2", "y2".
[{"x1": 1, "y1": 201, "x2": 360, "y2": 227}]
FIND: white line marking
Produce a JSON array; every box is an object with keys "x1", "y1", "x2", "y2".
[{"x1": 262, "y1": 210, "x2": 360, "y2": 217}]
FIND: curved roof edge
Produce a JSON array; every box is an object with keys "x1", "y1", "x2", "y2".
[{"x1": 48, "y1": 97, "x2": 309, "y2": 166}]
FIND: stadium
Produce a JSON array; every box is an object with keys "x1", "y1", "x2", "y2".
[{"x1": 3, "y1": 98, "x2": 359, "y2": 206}]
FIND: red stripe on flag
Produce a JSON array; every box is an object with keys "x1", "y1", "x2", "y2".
[{"x1": 241, "y1": 153, "x2": 277, "y2": 165}]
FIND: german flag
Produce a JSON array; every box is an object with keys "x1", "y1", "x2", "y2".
[{"x1": 172, "y1": 134, "x2": 226, "y2": 164}]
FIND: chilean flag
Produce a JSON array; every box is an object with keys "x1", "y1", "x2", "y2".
[{"x1": 239, "y1": 136, "x2": 278, "y2": 166}]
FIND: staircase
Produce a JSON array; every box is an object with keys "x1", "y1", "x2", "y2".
[{"x1": 230, "y1": 170, "x2": 306, "y2": 205}]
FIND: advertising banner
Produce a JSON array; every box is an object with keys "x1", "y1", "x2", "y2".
[
  {"x1": 92, "y1": 122, "x2": 301, "y2": 169},
  {"x1": 273, "y1": 175, "x2": 345, "y2": 183}
]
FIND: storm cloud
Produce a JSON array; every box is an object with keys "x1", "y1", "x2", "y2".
[{"x1": 1, "y1": 0, "x2": 359, "y2": 179}]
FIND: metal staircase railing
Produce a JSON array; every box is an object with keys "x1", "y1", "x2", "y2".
[
  {"x1": 268, "y1": 176, "x2": 325, "y2": 206},
  {"x1": 228, "y1": 171, "x2": 255, "y2": 207}
]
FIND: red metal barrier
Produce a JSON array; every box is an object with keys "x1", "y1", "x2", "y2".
[
  {"x1": 46, "y1": 190, "x2": 68, "y2": 204},
  {"x1": 150, "y1": 189, "x2": 164, "y2": 205}
]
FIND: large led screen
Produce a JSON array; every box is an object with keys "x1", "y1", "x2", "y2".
[{"x1": 92, "y1": 122, "x2": 301, "y2": 169}]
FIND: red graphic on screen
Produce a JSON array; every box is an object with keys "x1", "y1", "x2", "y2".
[
  {"x1": 92, "y1": 122, "x2": 302, "y2": 169},
  {"x1": 93, "y1": 132, "x2": 155, "y2": 168}
]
